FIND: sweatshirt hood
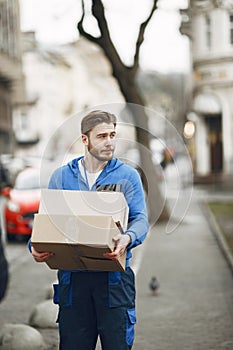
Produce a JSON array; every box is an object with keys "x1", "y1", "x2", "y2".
[{"x1": 67, "y1": 156, "x2": 124, "y2": 176}]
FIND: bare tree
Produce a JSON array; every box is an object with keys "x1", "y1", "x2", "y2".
[{"x1": 77, "y1": 0, "x2": 169, "y2": 223}]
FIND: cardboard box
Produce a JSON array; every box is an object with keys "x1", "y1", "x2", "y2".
[
  {"x1": 39, "y1": 189, "x2": 128, "y2": 232},
  {"x1": 31, "y1": 190, "x2": 129, "y2": 271}
]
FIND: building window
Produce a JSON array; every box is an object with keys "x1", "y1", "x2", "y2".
[
  {"x1": 205, "y1": 14, "x2": 211, "y2": 49},
  {"x1": 230, "y1": 14, "x2": 233, "y2": 45}
]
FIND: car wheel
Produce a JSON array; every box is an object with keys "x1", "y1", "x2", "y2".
[
  {"x1": 7, "y1": 233, "x2": 16, "y2": 242},
  {"x1": 16, "y1": 234, "x2": 31, "y2": 243}
]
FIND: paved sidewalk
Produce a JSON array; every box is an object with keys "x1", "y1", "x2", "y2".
[
  {"x1": 133, "y1": 188, "x2": 233, "y2": 350},
  {"x1": 1, "y1": 187, "x2": 233, "y2": 350},
  {"x1": 29, "y1": 186, "x2": 233, "y2": 350}
]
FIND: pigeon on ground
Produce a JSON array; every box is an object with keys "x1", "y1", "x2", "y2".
[{"x1": 149, "y1": 276, "x2": 159, "y2": 296}]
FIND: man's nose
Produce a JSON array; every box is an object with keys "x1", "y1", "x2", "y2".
[{"x1": 105, "y1": 136, "x2": 113, "y2": 145}]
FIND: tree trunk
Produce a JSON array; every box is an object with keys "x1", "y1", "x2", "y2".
[{"x1": 114, "y1": 73, "x2": 169, "y2": 223}]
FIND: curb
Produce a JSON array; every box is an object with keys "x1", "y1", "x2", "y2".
[{"x1": 201, "y1": 201, "x2": 233, "y2": 275}]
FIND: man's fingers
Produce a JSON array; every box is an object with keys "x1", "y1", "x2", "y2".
[
  {"x1": 31, "y1": 247, "x2": 54, "y2": 262},
  {"x1": 103, "y1": 247, "x2": 125, "y2": 260},
  {"x1": 112, "y1": 233, "x2": 121, "y2": 243},
  {"x1": 103, "y1": 234, "x2": 130, "y2": 260},
  {"x1": 33, "y1": 253, "x2": 53, "y2": 262}
]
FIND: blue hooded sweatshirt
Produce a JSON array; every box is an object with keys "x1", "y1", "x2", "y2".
[{"x1": 48, "y1": 156, "x2": 149, "y2": 268}]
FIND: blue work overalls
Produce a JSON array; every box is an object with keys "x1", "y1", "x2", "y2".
[
  {"x1": 54, "y1": 268, "x2": 136, "y2": 350},
  {"x1": 48, "y1": 157, "x2": 148, "y2": 349}
]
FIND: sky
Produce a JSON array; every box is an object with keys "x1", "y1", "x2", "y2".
[{"x1": 20, "y1": 0, "x2": 190, "y2": 73}]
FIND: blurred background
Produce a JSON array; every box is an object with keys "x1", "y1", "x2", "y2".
[
  {"x1": 1, "y1": 0, "x2": 233, "y2": 236},
  {"x1": 0, "y1": 0, "x2": 233, "y2": 236},
  {"x1": 1, "y1": 0, "x2": 233, "y2": 187},
  {"x1": 0, "y1": 2, "x2": 233, "y2": 349}
]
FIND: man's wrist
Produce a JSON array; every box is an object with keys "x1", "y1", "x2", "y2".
[{"x1": 126, "y1": 233, "x2": 132, "y2": 246}]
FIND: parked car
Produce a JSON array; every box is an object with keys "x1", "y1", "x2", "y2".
[{"x1": 1, "y1": 167, "x2": 48, "y2": 242}]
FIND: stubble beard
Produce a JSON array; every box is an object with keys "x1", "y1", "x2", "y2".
[{"x1": 88, "y1": 143, "x2": 115, "y2": 162}]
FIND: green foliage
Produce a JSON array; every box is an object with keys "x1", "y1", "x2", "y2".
[{"x1": 208, "y1": 202, "x2": 233, "y2": 253}]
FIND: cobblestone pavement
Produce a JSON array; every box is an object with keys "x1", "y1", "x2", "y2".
[{"x1": 0, "y1": 187, "x2": 233, "y2": 350}]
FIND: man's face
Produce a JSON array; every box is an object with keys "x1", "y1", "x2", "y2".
[{"x1": 82, "y1": 122, "x2": 116, "y2": 161}]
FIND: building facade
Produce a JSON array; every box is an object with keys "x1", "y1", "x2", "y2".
[
  {"x1": 181, "y1": 0, "x2": 233, "y2": 179},
  {"x1": 19, "y1": 35, "x2": 124, "y2": 159},
  {"x1": 0, "y1": 0, "x2": 25, "y2": 154}
]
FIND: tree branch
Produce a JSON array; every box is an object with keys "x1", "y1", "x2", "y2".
[
  {"x1": 133, "y1": 0, "x2": 158, "y2": 71},
  {"x1": 91, "y1": 0, "x2": 110, "y2": 42},
  {"x1": 91, "y1": 0, "x2": 125, "y2": 69},
  {"x1": 77, "y1": 0, "x2": 100, "y2": 44},
  {"x1": 77, "y1": 0, "x2": 125, "y2": 71}
]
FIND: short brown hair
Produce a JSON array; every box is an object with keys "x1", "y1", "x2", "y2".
[{"x1": 81, "y1": 110, "x2": 117, "y2": 135}]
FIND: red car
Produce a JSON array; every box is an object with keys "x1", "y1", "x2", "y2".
[{"x1": 1, "y1": 167, "x2": 45, "y2": 241}]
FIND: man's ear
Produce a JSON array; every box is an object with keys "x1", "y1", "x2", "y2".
[{"x1": 82, "y1": 134, "x2": 88, "y2": 145}]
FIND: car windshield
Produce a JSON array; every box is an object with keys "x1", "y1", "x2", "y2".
[{"x1": 14, "y1": 169, "x2": 41, "y2": 190}]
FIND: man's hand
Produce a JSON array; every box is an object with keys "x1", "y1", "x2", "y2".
[
  {"x1": 103, "y1": 233, "x2": 131, "y2": 260},
  {"x1": 31, "y1": 246, "x2": 54, "y2": 263}
]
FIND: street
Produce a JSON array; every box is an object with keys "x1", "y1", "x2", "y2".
[{"x1": 0, "y1": 186, "x2": 233, "y2": 349}]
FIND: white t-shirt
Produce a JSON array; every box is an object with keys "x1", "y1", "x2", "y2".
[{"x1": 78, "y1": 159, "x2": 103, "y2": 189}]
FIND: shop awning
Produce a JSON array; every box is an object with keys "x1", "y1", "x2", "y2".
[{"x1": 193, "y1": 93, "x2": 221, "y2": 115}]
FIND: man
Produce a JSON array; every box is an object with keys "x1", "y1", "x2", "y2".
[{"x1": 31, "y1": 110, "x2": 149, "y2": 350}]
